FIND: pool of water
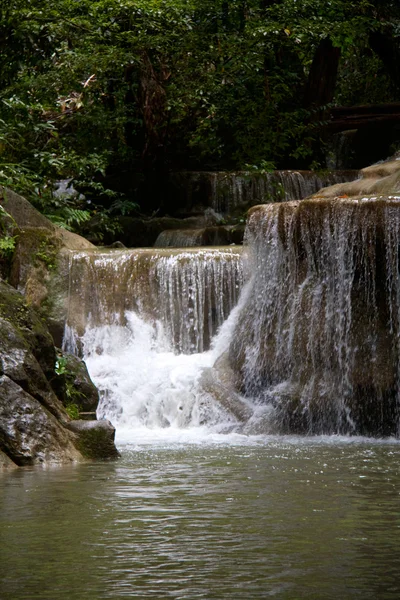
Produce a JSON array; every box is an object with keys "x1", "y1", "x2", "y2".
[{"x1": 1, "y1": 436, "x2": 400, "y2": 599}]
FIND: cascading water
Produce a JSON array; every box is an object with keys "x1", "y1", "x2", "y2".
[
  {"x1": 63, "y1": 247, "x2": 242, "y2": 354},
  {"x1": 62, "y1": 247, "x2": 245, "y2": 440},
  {"x1": 168, "y1": 170, "x2": 359, "y2": 214},
  {"x1": 209, "y1": 170, "x2": 356, "y2": 214},
  {"x1": 230, "y1": 197, "x2": 400, "y2": 436},
  {"x1": 62, "y1": 196, "x2": 400, "y2": 439},
  {"x1": 154, "y1": 229, "x2": 206, "y2": 248}
]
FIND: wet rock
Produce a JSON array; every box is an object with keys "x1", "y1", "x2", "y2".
[
  {"x1": 65, "y1": 420, "x2": 120, "y2": 460},
  {"x1": 0, "y1": 375, "x2": 82, "y2": 466},
  {"x1": 312, "y1": 156, "x2": 400, "y2": 200},
  {"x1": 55, "y1": 353, "x2": 100, "y2": 413},
  {"x1": 199, "y1": 352, "x2": 253, "y2": 422},
  {"x1": 0, "y1": 280, "x2": 118, "y2": 465},
  {"x1": 230, "y1": 188, "x2": 400, "y2": 436},
  {"x1": 0, "y1": 449, "x2": 18, "y2": 470}
]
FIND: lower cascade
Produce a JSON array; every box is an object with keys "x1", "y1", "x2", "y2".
[{"x1": 63, "y1": 198, "x2": 400, "y2": 438}]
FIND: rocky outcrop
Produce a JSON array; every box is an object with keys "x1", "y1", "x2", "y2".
[
  {"x1": 57, "y1": 353, "x2": 100, "y2": 415},
  {"x1": 0, "y1": 186, "x2": 93, "y2": 332},
  {"x1": 312, "y1": 156, "x2": 400, "y2": 199},
  {"x1": 0, "y1": 280, "x2": 119, "y2": 467},
  {"x1": 0, "y1": 280, "x2": 79, "y2": 466},
  {"x1": 0, "y1": 190, "x2": 119, "y2": 467},
  {"x1": 65, "y1": 419, "x2": 119, "y2": 460}
]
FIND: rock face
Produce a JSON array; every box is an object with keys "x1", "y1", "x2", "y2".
[
  {"x1": 58, "y1": 353, "x2": 100, "y2": 414},
  {"x1": 229, "y1": 157, "x2": 400, "y2": 436},
  {"x1": 312, "y1": 156, "x2": 400, "y2": 199},
  {"x1": 0, "y1": 281, "x2": 82, "y2": 466},
  {"x1": 0, "y1": 190, "x2": 119, "y2": 467},
  {"x1": 0, "y1": 186, "x2": 94, "y2": 345},
  {"x1": 65, "y1": 419, "x2": 120, "y2": 460},
  {"x1": 0, "y1": 281, "x2": 119, "y2": 467}
]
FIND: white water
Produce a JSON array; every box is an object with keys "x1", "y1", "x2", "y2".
[
  {"x1": 77, "y1": 285, "x2": 251, "y2": 444},
  {"x1": 63, "y1": 199, "x2": 400, "y2": 441},
  {"x1": 62, "y1": 247, "x2": 246, "y2": 443},
  {"x1": 231, "y1": 198, "x2": 400, "y2": 436}
]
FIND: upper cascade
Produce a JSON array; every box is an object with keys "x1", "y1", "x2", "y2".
[
  {"x1": 63, "y1": 246, "x2": 243, "y2": 356},
  {"x1": 167, "y1": 169, "x2": 358, "y2": 215}
]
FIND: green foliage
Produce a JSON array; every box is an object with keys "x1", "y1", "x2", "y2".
[
  {"x1": 0, "y1": 205, "x2": 17, "y2": 267},
  {"x1": 55, "y1": 354, "x2": 83, "y2": 419},
  {"x1": 0, "y1": 0, "x2": 399, "y2": 228},
  {"x1": 65, "y1": 402, "x2": 80, "y2": 420},
  {"x1": 0, "y1": 234, "x2": 16, "y2": 259},
  {"x1": 55, "y1": 355, "x2": 68, "y2": 376}
]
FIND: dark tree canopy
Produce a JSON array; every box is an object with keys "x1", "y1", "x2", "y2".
[{"x1": 0, "y1": 0, "x2": 399, "y2": 231}]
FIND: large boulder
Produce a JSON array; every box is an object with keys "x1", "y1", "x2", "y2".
[
  {"x1": 0, "y1": 280, "x2": 118, "y2": 467},
  {"x1": 65, "y1": 419, "x2": 120, "y2": 460},
  {"x1": 53, "y1": 352, "x2": 100, "y2": 415},
  {"x1": 0, "y1": 186, "x2": 94, "y2": 345}
]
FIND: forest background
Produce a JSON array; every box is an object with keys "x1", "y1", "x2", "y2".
[{"x1": 1, "y1": 0, "x2": 400, "y2": 239}]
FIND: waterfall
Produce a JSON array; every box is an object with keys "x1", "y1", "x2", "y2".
[
  {"x1": 63, "y1": 247, "x2": 242, "y2": 355},
  {"x1": 62, "y1": 196, "x2": 400, "y2": 439},
  {"x1": 62, "y1": 247, "x2": 244, "y2": 438},
  {"x1": 168, "y1": 170, "x2": 359, "y2": 215},
  {"x1": 230, "y1": 197, "x2": 400, "y2": 436},
  {"x1": 154, "y1": 229, "x2": 206, "y2": 248}
]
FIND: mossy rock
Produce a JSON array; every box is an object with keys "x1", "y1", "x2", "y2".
[
  {"x1": 0, "y1": 279, "x2": 56, "y2": 382},
  {"x1": 66, "y1": 420, "x2": 120, "y2": 460},
  {"x1": 53, "y1": 352, "x2": 99, "y2": 414}
]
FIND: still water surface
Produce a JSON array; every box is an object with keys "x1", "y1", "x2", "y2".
[{"x1": 1, "y1": 436, "x2": 400, "y2": 599}]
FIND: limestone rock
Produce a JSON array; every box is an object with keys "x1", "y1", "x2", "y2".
[
  {"x1": 0, "y1": 186, "x2": 94, "y2": 250},
  {"x1": 65, "y1": 419, "x2": 120, "y2": 460},
  {"x1": 232, "y1": 181, "x2": 400, "y2": 435},
  {"x1": 57, "y1": 353, "x2": 99, "y2": 413},
  {"x1": 0, "y1": 280, "x2": 118, "y2": 465},
  {"x1": 0, "y1": 186, "x2": 94, "y2": 342},
  {"x1": 312, "y1": 156, "x2": 400, "y2": 200},
  {"x1": 0, "y1": 375, "x2": 82, "y2": 466}
]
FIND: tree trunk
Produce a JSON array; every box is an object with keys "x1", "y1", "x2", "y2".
[
  {"x1": 369, "y1": 30, "x2": 400, "y2": 93},
  {"x1": 304, "y1": 38, "x2": 341, "y2": 111}
]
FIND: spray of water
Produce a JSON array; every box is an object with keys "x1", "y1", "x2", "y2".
[{"x1": 63, "y1": 247, "x2": 247, "y2": 442}]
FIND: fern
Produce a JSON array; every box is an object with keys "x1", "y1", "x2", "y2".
[{"x1": 46, "y1": 208, "x2": 91, "y2": 230}]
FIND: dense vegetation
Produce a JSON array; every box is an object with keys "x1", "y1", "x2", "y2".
[{"x1": 1, "y1": 0, "x2": 400, "y2": 234}]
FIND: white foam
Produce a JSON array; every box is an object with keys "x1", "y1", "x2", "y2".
[{"x1": 78, "y1": 284, "x2": 252, "y2": 441}]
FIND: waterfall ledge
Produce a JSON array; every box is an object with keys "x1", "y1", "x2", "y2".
[{"x1": 229, "y1": 197, "x2": 400, "y2": 436}]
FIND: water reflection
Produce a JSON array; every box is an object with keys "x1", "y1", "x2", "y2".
[{"x1": 1, "y1": 440, "x2": 400, "y2": 599}]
